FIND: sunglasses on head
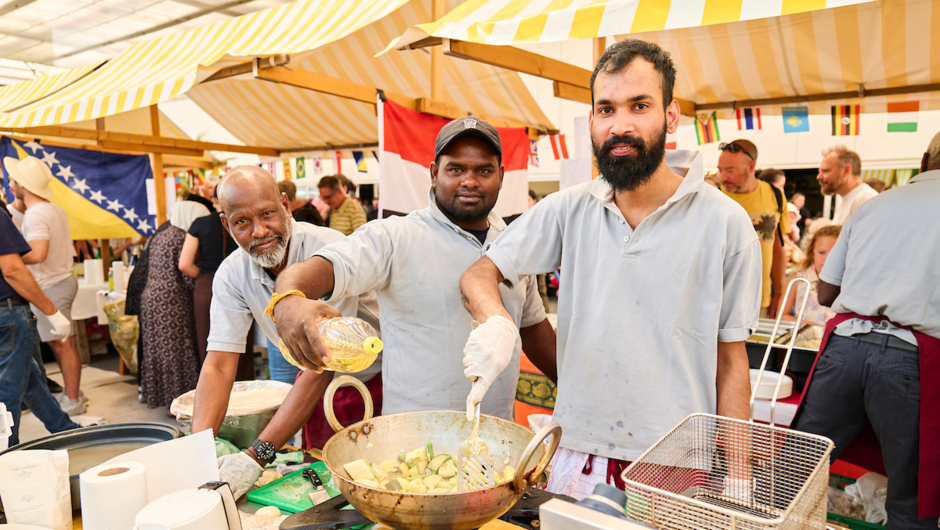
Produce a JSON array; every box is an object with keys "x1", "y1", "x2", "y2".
[{"x1": 719, "y1": 142, "x2": 754, "y2": 161}]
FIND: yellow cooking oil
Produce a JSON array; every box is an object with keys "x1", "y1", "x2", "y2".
[{"x1": 279, "y1": 317, "x2": 382, "y2": 373}]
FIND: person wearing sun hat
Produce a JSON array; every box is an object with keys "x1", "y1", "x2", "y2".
[{"x1": 6, "y1": 155, "x2": 88, "y2": 416}]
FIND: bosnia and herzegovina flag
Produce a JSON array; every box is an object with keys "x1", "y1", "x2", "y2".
[
  {"x1": 378, "y1": 99, "x2": 530, "y2": 218},
  {"x1": 1, "y1": 136, "x2": 156, "y2": 239}
]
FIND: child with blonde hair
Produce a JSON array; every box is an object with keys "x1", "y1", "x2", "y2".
[{"x1": 780, "y1": 225, "x2": 841, "y2": 326}]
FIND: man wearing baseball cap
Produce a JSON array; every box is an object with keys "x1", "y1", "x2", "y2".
[
  {"x1": 269, "y1": 117, "x2": 556, "y2": 419},
  {"x1": 6, "y1": 155, "x2": 87, "y2": 415}
]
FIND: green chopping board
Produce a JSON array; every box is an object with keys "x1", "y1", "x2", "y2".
[{"x1": 247, "y1": 462, "x2": 343, "y2": 513}]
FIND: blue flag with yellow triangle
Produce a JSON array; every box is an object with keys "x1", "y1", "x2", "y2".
[
  {"x1": 352, "y1": 150, "x2": 368, "y2": 173},
  {"x1": 1, "y1": 136, "x2": 156, "y2": 239}
]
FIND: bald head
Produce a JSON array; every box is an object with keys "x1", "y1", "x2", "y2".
[
  {"x1": 924, "y1": 131, "x2": 940, "y2": 172},
  {"x1": 218, "y1": 165, "x2": 280, "y2": 213}
]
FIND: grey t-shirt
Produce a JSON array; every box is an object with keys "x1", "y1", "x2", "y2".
[
  {"x1": 485, "y1": 150, "x2": 762, "y2": 461},
  {"x1": 821, "y1": 170, "x2": 940, "y2": 339},
  {"x1": 316, "y1": 194, "x2": 547, "y2": 419}
]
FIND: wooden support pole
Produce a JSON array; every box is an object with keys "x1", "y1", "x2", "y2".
[
  {"x1": 591, "y1": 38, "x2": 605, "y2": 180},
  {"x1": 430, "y1": 0, "x2": 445, "y2": 102},
  {"x1": 150, "y1": 105, "x2": 167, "y2": 227}
]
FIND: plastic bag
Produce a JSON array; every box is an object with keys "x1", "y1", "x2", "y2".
[
  {"x1": 104, "y1": 298, "x2": 139, "y2": 374},
  {"x1": 828, "y1": 486, "x2": 867, "y2": 520},
  {"x1": 0, "y1": 450, "x2": 73, "y2": 530},
  {"x1": 844, "y1": 472, "x2": 888, "y2": 525}
]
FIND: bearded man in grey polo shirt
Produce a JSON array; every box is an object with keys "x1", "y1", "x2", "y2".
[
  {"x1": 460, "y1": 39, "x2": 762, "y2": 499},
  {"x1": 269, "y1": 118, "x2": 556, "y2": 421},
  {"x1": 190, "y1": 166, "x2": 381, "y2": 499}
]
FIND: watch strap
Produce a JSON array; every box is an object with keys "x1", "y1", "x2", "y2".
[{"x1": 251, "y1": 439, "x2": 277, "y2": 464}]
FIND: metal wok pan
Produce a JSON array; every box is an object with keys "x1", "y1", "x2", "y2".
[{"x1": 296, "y1": 375, "x2": 561, "y2": 530}]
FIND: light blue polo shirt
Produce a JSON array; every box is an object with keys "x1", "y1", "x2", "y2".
[{"x1": 208, "y1": 220, "x2": 382, "y2": 382}]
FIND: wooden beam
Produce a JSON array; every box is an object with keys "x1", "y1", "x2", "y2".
[
  {"x1": 100, "y1": 140, "x2": 202, "y2": 157},
  {"x1": 593, "y1": 37, "x2": 606, "y2": 65},
  {"x1": 163, "y1": 155, "x2": 216, "y2": 169},
  {"x1": 445, "y1": 39, "x2": 592, "y2": 89},
  {"x1": 150, "y1": 105, "x2": 167, "y2": 227},
  {"x1": 255, "y1": 66, "x2": 393, "y2": 106},
  {"x1": 553, "y1": 81, "x2": 591, "y2": 105},
  {"x1": 430, "y1": 0, "x2": 444, "y2": 102},
  {"x1": 5, "y1": 126, "x2": 279, "y2": 156},
  {"x1": 95, "y1": 117, "x2": 105, "y2": 146},
  {"x1": 201, "y1": 54, "x2": 290, "y2": 83},
  {"x1": 695, "y1": 82, "x2": 940, "y2": 111}
]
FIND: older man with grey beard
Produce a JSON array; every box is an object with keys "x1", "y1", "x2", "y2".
[{"x1": 190, "y1": 166, "x2": 381, "y2": 500}]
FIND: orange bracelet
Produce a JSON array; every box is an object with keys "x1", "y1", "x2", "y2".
[{"x1": 264, "y1": 290, "x2": 306, "y2": 323}]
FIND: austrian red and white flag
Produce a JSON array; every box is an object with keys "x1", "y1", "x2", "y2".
[{"x1": 379, "y1": 99, "x2": 530, "y2": 218}]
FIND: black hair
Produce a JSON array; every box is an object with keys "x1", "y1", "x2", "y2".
[{"x1": 590, "y1": 39, "x2": 676, "y2": 109}]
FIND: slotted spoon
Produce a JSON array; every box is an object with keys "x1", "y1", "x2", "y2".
[{"x1": 459, "y1": 400, "x2": 491, "y2": 490}]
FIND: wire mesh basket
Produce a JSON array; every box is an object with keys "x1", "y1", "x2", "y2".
[{"x1": 621, "y1": 278, "x2": 835, "y2": 529}]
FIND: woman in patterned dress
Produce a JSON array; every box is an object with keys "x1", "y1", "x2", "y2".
[{"x1": 139, "y1": 201, "x2": 210, "y2": 409}]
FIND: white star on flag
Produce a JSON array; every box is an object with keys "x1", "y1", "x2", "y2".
[
  {"x1": 123, "y1": 208, "x2": 139, "y2": 222},
  {"x1": 88, "y1": 190, "x2": 105, "y2": 203},
  {"x1": 72, "y1": 178, "x2": 90, "y2": 194},
  {"x1": 106, "y1": 199, "x2": 123, "y2": 211},
  {"x1": 137, "y1": 219, "x2": 151, "y2": 232},
  {"x1": 24, "y1": 141, "x2": 42, "y2": 154},
  {"x1": 56, "y1": 165, "x2": 75, "y2": 181},
  {"x1": 40, "y1": 151, "x2": 58, "y2": 167}
]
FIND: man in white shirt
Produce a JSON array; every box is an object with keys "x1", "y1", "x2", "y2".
[
  {"x1": 7, "y1": 156, "x2": 86, "y2": 416},
  {"x1": 817, "y1": 145, "x2": 878, "y2": 225},
  {"x1": 459, "y1": 40, "x2": 761, "y2": 499}
]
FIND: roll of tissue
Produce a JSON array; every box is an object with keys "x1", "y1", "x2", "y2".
[{"x1": 80, "y1": 461, "x2": 149, "y2": 530}]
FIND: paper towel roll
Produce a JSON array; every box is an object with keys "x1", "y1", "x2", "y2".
[
  {"x1": 80, "y1": 461, "x2": 148, "y2": 530},
  {"x1": 84, "y1": 259, "x2": 103, "y2": 284},
  {"x1": 110, "y1": 263, "x2": 124, "y2": 293}
]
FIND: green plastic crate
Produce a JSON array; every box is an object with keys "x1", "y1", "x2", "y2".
[{"x1": 827, "y1": 473, "x2": 887, "y2": 530}]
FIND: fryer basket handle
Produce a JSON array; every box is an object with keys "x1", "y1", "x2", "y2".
[
  {"x1": 324, "y1": 375, "x2": 375, "y2": 433},
  {"x1": 513, "y1": 423, "x2": 561, "y2": 494}
]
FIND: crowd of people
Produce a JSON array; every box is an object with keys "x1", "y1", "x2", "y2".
[{"x1": 0, "y1": 37, "x2": 936, "y2": 529}]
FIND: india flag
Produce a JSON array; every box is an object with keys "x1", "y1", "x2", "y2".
[
  {"x1": 378, "y1": 99, "x2": 530, "y2": 217},
  {"x1": 887, "y1": 102, "x2": 918, "y2": 133}
]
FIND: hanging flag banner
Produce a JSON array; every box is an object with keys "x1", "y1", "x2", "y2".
[
  {"x1": 528, "y1": 140, "x2": 539, "y2": 168},
  {"x1": 665, "y1": 131, "x2": 677, "y2": 150},
  {"x1": 311, "y1": 153, "x2": 324, "y2": 176},
  {"x1": 352, "y1": 151, "x2": 368, "y2": 173},
  {"x1": 782, "y1": 107, "x2": 810, "y2": 133},
  {"x1": 735, "y1": 108, "x2": 761, "y2": 130},
  {"x1": 378, "y1": 99, "x2": 529, "y2": 217},
  {"x1": 282, "y1": 159, "x2": 292, "y2": 180},
  {"x1": 1, "y1": 137, "x2": 157, "y2": 239},
  {"x1": 295, "y1": 157, "x2": 306, "y2": 179},
  {"x1": 694, "y1": 112, "x2": 720, "y2": 145},
  {"x1": 886, "y1": 102, "x2": 918, "y2": 133},
  {"x1": 548, "y1": 134, "x2": 569, "y2": 159},
  {"x1": 331, "y1": 150, "x2": 342, "y2": 174},
  {"x1": 831, "y1": 105, "x2": 860, "y2": 136}
]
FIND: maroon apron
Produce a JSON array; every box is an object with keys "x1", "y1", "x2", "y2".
[{"x1": 793, "y1": 313, "x2": 940, "y2": 519}]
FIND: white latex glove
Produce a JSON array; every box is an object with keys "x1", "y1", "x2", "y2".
[
  {"x1": 46, "y1": 310, "x2": 71, "y2": 340},
  {"x1": 218, "y1": 452, "x2": 264, "y2": 500},
  {"x1": 463, "y1": 316, "x2": 519, "y2": 420}
]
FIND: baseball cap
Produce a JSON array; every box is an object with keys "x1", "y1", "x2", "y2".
[{"x1": 434, "y1": 117, "x2": 502, "y2": 162}]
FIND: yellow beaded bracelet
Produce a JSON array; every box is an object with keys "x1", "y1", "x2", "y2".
[{"x1": 264, "y1": 289, "x2": 306, "y2": 323}]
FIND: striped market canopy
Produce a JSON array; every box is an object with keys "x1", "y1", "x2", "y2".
[
  {"x1": 0, "y1": 0, "x2": 411, "y2": 129},
  {"x1": 390, "y1": 0, "x2": 873, "y2": 49},
  {"x1": 0, "y1": 62, "x2": 101, "y2": 114},
  {"x1": 629, "y1": 0, "x2": 940, "y2": 114},
  {"x1": 861, "y1": 168, "x2": 917, "y2": 187},
  {"x1": 186, "y1": 0, "x2": 553, "y2": 150}
]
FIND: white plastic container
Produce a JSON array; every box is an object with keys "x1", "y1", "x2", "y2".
[
  {"x1": 0, "y1": 402, "x2": 13, "y2": 450},
  {"x1": 749, "y1": 368, "x2": 793, "y2": 400}
]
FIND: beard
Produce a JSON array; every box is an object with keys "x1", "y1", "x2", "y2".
[
  {"x1": 819, "y1": 180, "x2": 840, "y2": 195},
  {"x1": 593, "y1": 122, "x2": 667, "y2": 193},
  {"x1": 435, "y1": 188, "x2": 493, "y2": 224},
  {"x1": 241, "y1": 220, "x2": 292, "y2": 269}
]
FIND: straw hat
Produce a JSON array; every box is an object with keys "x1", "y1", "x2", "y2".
[{"x1": 5, "y1": 156, "x2": 54, "y2": 200}]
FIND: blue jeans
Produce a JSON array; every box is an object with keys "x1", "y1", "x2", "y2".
[
  {"x1": 0, "y1": 303, "x2": 79, "y2": 446},
  {"x1": 267, "y1": 338, "x2": 299, "y2": 385}
]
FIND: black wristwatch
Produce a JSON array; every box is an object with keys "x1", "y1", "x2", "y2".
[{"x1": 250, "y1": 439, "x2": 277, "y2": 464}]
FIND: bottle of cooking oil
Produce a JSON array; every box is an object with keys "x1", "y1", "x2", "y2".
[{"x1": 278, "y1": 317, "x2": 382, "y2": 373}]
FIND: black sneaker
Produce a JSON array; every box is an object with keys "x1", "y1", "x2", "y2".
[{"x1": 47, "y1": 378, "x2": 63, "y2": 394}]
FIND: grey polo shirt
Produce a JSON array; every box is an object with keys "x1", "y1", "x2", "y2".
[
  {"x1": 485, "y1": 150, "x2": 762, "y2": 461},
  {"x1": 821, "y1": 169, "x2": 940, "y2": 340},
  {"x1": 315, "y1": 192, "x2": 546, "y2": 420},
  {"x1": 208, "y1": 220, "x2": 382, "y2": 382}
]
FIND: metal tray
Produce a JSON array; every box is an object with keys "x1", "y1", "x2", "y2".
[{"x1": 0, "y1": 422, "x2": 180, "y2": 510}]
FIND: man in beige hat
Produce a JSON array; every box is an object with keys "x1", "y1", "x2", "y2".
[{"x1": 7, "y1": 155, "x2": 87, "y2": 415}]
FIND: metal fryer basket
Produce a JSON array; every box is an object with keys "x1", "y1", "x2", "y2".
[{"x1": 621, "y1": 278, "x2": 835, "y2": 529}]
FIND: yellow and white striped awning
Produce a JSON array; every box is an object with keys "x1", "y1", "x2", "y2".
[
  {"x1": 861, "y1": 169, "x2": 895, "y2": 184},
  {"x1": 0, "y1": 0, "x2": 411, "y2": 129},
  {"x1": 390, "y1": 0, "x2": 873, "y2": 49},
  {"x1": 0, "y1": 62, "x2": 101, "y2": 113},
  {"x1": 186, "y1": 0, "x2": 553, "y2": 150},
  {"x1": 632, "y1": 0, "x2": 940, "y2": 114}
]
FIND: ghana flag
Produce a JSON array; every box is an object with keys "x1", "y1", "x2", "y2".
[
  {"x1": 695, "y1": 112, "x2": 720, "y2": 145},
  {"x1": 831, "y1": 105, "x2": 860, "y2": 136}
]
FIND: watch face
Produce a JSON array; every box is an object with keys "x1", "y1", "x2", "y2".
[{"x1": 254, "y1": 440, "x2": 276, "y2": 461}]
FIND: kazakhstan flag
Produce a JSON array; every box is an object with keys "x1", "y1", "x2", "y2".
[{"x1": 1, "y1": 136, "x2": 156, "y2": 239}]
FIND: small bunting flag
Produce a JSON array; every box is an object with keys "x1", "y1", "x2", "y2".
[
  {"x1": 887, "y1": 102, "x2": 918, "y2": 133},
  {"x1": 782, "y1": 107, "x2": 810, "y2": 133},
  {"x1": 528, "y1": 140, "x2": 539, "y2": 167},
  {"x1": 282, "y1": 159, "x2": 292, "y2": 180},
  {"x1": 694, "y1": 112, "x2": 720, "y2": 145},
  {"x1": 735, "y1": 108, "x2": 761, "y2": 130},
  {"x1": 352, "y1": 150, "x2": 368, "y2": 173},
  {"x1": 549, "y1": 134, "x2": 569, "y2": 159},
  {"x1": 295, "y1": 157, "x2": 306, "y2": 179},
  {"x1": 831, "y1": 105, "x2": 860, "y2": 136},
  {"x1": 665, "y1": 131, "x2": 677, "y2": 150}
]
